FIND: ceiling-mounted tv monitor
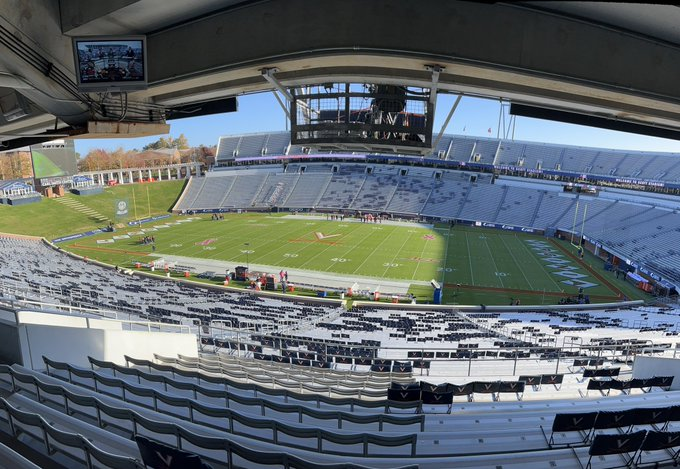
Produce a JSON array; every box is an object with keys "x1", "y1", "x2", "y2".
[{"x1": 73, "y1": 36, "x2": 148, "y2": 92}]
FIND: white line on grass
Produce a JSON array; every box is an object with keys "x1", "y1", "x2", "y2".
[
  {"x1": 350, "y1": 226, "x2": 400, "y2": 276},
  {"x1": 499, "y1": 234, "x2": 535, "y2": 290},
  {"x1": 438, "y1": 226, "x2": 451, "y2": 284},
  {"x1": 379, "y1": 231, "x2": 416, "y2": 279},
  {"x1": 463, "y1": 230, "x2": 476, "y2": 286},
  {"x1": 297, "y1": 222, "x2": 368, "y2": 270},
  {"x1": 410, "y1": 238, "x2": 429, "y2": 281},
  {"x1": 482, "y1": 235, "x2": 505, "y2": 288}
]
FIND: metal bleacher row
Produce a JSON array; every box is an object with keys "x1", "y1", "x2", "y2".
[
  {"x1": 175, "y1": 162, "x2": 680, "y2": 285},
  {"x1": 0, "y1": 236, "x2": 343, "y2": 334},
  {"x1": 216, "y1": 131, "x2": 680, "y2": 183},
  {"x1": 3, "y1": 353, "x2": 680, "y2": 468}
]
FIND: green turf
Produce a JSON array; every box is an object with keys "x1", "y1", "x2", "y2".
[
  {"x1": 61, "y1": 213, "x2": 651, "y2": 305},
  {"x1": 0, "y1": 180, "x2": 185, "y2": 239}
]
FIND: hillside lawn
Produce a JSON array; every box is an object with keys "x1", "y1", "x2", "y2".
[{"x1": 0, "y1": 180, "x2": 185, "y2": 239}]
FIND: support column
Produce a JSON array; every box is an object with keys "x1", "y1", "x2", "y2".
[
  {"x1": 148, "y1": 169, "x2": 152, "y2": 180},
  {"x1": 167, "y1": 168, "x2": 172, "y2": 180},
  {"x1": 185, "y1": 165, "x2": 190, "y2": 178},
  {"x1": 110, "y1": 172, "x2": 115, "y2": 182},
  {"x1": 137, "y1": 170, "x2": 142, "y2": 181},
  {"x1": 118, "y1": 171, "x2": 124, "y2": 183},
  {"x1": 158, "y1": 168, "x2": 162, "y2": 180}
]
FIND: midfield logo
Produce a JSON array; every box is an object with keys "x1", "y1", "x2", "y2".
[{"x1": 314, "y1": 232, "x2": 341, "y2": 240}]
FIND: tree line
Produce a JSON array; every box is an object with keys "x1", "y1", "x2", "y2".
[{"x1": 77, "y1": 134, "x2": 216, "y2": 172}]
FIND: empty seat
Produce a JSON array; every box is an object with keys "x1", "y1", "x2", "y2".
[
  {"x1": 586, "y1": 431, "x2": 646, "y2": 469},
  {"x1": 545, "y1": 411, "x2": 598, "y2": 446}
]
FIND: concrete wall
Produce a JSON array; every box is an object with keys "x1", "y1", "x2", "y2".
[
  {"x1": 16, "y1": 311, "x2": 122, "y2": 330},
  {"x1": 0, "y1": 320, "x2": 23, "y2": 366},
  {"x1": 632, "y1": 356, "x2": 680, "y2": 391},
  {"x1": 18, "y1": 323, "x2": 197, "y2": 370}
]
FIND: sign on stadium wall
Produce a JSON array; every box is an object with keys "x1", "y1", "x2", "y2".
[
  {"x1": 52, "y1": 228, "x2": 103, "y2": 243},
  {"x1": 457, "y1": 219, "x2": 538, "y2": 234},
  {"x1": 127, "y1": 214, "x2": 171, "y2": 226}
]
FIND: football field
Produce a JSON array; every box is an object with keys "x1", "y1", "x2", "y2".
[{"x1": 63, "y1": 213, "x2": 642, "y2": 305}]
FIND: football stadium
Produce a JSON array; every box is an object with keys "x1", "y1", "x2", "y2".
[{"x1": 1, "y1": 2, "x2": 680, "y2": 469}]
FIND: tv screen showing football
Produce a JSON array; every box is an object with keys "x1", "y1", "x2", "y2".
[{"x1": 73, "y1": 36, "x2": 148, "y2": 92}]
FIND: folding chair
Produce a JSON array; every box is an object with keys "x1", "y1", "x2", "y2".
[
  {"x1": 420, "y1": 390, "x2": 453, "y2": 414},
  {"x1": 544, "y1": 411, "x2": 598, "y2": 446},
  {"x1": 449, "y1": 383, "x2": 474, "y2": 402},
  {"x1": 498, "y1": 381, "x2": 525, "y2": 401},
  {"x1": 472, "y1": 381, "x2": 500, "y2": 402},
  {"x1": 585, "y1": 431, "x2": 646, "y2": 469},
  {"x1": 391, "y1": 381, "x2": 420, "y2": 391},
  {"x1": 636, "y1": 431, "x2": 680, "y2": 466},
  {"x1": 518, "y1": 375, "x2": 541, "y2": 391},
  {"x1": 386, "y1": 388, "x2": 421, "y2": 413},
  {"x1": 541, "y1": 374, "x2": 564, "y2": 390},
  {"x1": 419, "y1": 381, "x2": 448, "y2": 393},
  {"x1": 585, "y1": 379, "x2": 612, "y2": 397},
  {"x1": 412, "y1": 360, "x2": 431, "y2": 376},
  {"x1": 630, "y1": 407, "x2": 671, "y2": 432},
  {"x1": 592, "y1": 410, "x2": 635, "y2": 439},
  {"x1": 661, "y1": 405, "x2": 680, "y2": 431}
]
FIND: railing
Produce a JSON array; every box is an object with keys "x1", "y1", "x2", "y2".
[
  {"x1": 0, "y1": 291, "x2": 192, "y2": 335},
  {"x1": 198, "y1": 326, "x2": 676, "y2": 378}
]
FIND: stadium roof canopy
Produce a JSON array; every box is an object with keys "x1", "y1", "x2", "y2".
[{"x1": 1, "y1": 1, "x2": 680, "y2": 149}]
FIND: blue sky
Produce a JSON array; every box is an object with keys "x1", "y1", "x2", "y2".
[{"x1": 74, "y1": 92, "x2": 680, "y2": 156}]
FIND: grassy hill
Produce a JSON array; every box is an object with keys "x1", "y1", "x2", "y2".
[{"x1": 0, "y1": 180, "x2": 185, "y2": 239}]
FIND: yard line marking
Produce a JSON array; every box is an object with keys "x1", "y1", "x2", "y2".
[
  {"x1": 439, "y1": 226, "x2": 451, "y2": 284},
  {"x1": 499, "y1": 234, "x2": 534, "y2": 290},
  {"x1": 348, "y1": 226, "x2": 399, "y2": 275},
  {"x1": 297, "y1": 223, "x2": 368, "y2": 270},
  {"x1": 379, "y1": 230, "x2": 415, "y2": 278},
  {"x1": 482, "y1": 236, "x2": 505, "y2": 288},
  {"x1": 411, "y1": 232, "x2": 434, "y2": 281},
  {"x1": 463, "y1": 230, "x2": 475, "y2": 286}
]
